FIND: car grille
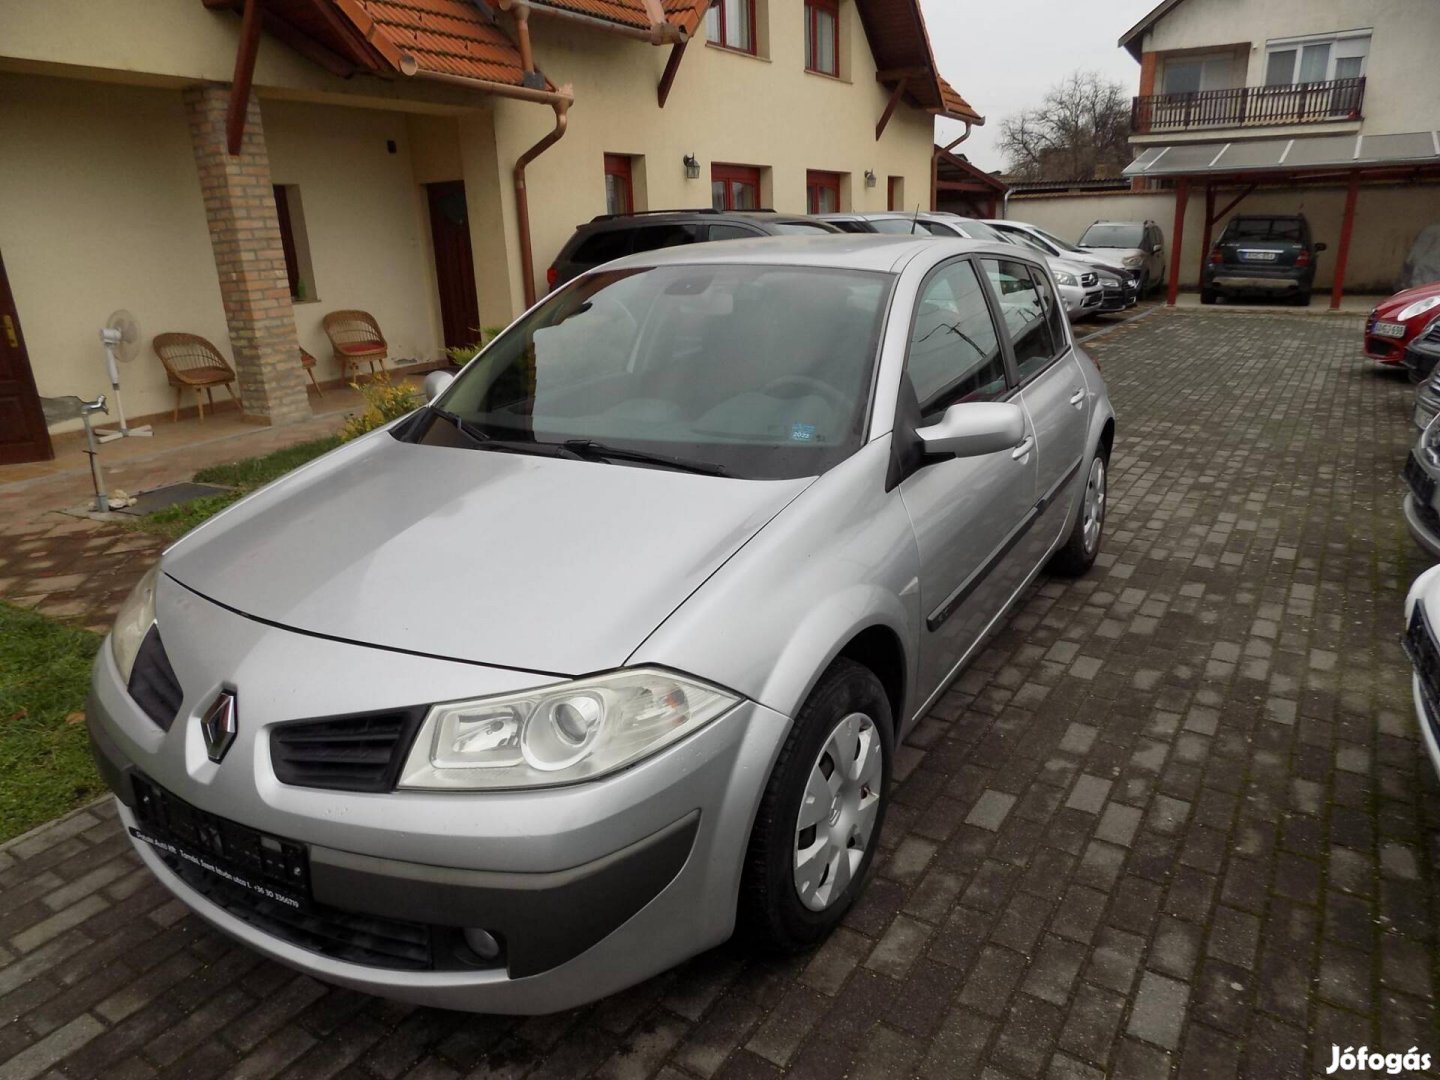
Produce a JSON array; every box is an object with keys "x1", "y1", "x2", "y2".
[
  {"x1": 1079, "y1": 272, "x2": 1097, "y2": 288},
  {"x1": 1404, "y1": 602, "x2": 1440, "y2": 745},
  {"x1": 127, "y1": 626, "x2": 183, "y2": 731},
  {"x1": 269, "y1": 708, "x2": 427, "y2": 793}
]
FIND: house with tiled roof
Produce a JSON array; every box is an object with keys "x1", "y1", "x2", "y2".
[{"x1": 0, "y1": 0, "x2": 982, "y2": 456}]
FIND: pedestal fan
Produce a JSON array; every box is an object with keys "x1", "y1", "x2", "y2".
[{"x1": 95, "y1": 309, "x2": 152, "y2": 442}]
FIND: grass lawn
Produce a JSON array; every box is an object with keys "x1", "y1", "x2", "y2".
[
  {"x1": 0, "y1": 602, "x2": 104, "y2": 844},
  {"x1": 132, "y1": 435, "x2": 342, "y2": 541}
]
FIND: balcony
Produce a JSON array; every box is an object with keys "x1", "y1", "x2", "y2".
[{"x1": 1131, "y1": 77, "x2": 1365, "y2": 134}]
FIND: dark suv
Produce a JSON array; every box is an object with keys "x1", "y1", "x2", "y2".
[
  {"x1": 548, "y1": 210, "x2": 841, "y2": 290},
  {"x1": 1202, "y1": 214, "x2": 1327, "y2": 306}
]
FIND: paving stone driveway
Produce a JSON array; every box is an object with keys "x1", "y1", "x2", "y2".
[{"x1": 2, "y1": 310, "x2": 1436, "y2": 1080}]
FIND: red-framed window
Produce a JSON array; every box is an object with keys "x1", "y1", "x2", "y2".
[
  {"x1": 603, "y1": 154, "x2": 633, "y2": 216},
  {"x1": 805, "y1": 0, "x2": 838, "y2": 75},
  {"x1": 704, "y1": 0, "x2": 756, "y2": 54},
  {"x1": 712, "y1": 163, "x2": 762, "y2": 210},
  {"x1": 887, "y1": 175, "x2": 903, "y2": 211},
  {"x1": 806, "y1": 170, "x2": 841, "y2": 214}
]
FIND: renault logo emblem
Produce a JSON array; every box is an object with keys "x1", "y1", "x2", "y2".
[{"x1": 201, "y1": 692, "x2": 237, "y2": 763}]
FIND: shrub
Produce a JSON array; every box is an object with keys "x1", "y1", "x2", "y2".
[{"x1": 339, "y1": 370, "x2": 421, "y2": 442}]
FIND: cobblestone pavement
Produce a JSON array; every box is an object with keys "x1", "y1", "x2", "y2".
[{"x1": 2, "y1": 310, "x2": 1437, "y2": 1080}]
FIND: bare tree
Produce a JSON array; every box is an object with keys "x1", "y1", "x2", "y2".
[{"x1": 999, "y1": 71, "x2": 1132, "y2": 181}]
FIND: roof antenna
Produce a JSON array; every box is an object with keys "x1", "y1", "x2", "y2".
[{"x1": 911, "y1": 203, "x2": 921, "y2": 234}]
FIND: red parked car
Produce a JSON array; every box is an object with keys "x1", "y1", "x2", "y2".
[{"x1": 1365, "y1": 281, "x2": 1440, "y2": 364}]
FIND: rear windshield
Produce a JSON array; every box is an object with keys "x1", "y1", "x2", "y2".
[
  {"x1": 1223, "y1": 218, "x2": 1304, "y2": 242},
  {"x1": 869, "y1": 217, "x2": 928, "y2": 235},
  {"x1": 1080, "y1": 224, "x2": 1143, "y2": 248}
]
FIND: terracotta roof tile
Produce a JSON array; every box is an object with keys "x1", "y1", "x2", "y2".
[
  {"x1": 348, "y1": 0, "x2": 531, "y2": 84},
  {"x1": 938, "y1": 76, "x2": 983, "y2": 125}
]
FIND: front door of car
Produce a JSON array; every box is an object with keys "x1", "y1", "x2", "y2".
[
  {"x1": 979, "y1": 257, "x2": 1092, "y2": 561},
  {"x1": 895, "y1": 258, "x2": 1038, "y2": 702}
]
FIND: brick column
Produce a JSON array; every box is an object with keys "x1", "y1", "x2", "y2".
[{"x1": 184, "y1": 85, "x2": 311, "y2": 425}]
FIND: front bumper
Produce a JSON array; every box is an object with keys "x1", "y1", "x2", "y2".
[
  {"x1": 1058, "y1": 281, "x2": 1102, "y2": 320},
  {"x1": 87, "y1": 584, "x2": 789, "y2": 1013}
]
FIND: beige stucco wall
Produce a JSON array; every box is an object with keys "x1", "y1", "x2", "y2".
[
  {"x1": 1138, "y1": 0, "x2": 1440, "y2": 135},
  {"x1": 1006, "y1": 185, "x2": 1440, "y2": 291},
  {"x1": 0, "y1": 73, "x2": 230, "y2": 428}
]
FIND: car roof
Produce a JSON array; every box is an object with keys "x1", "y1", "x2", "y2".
[
  {"x1": 580, "y1": 210, "x2": 835, "y2": 231},
  {"x1": 598, "y1": 233, "x2": 1025, "y2": 275},
  {"x1": 1086, "y1": 220, "x2": 1150, "y2": 226}
]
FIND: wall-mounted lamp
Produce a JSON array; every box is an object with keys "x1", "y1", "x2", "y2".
[
  {"x1": 864, "y1": 169, "x2": 877, "y2": 188},
  {"x1": 683, "y1": 154, "x2": 701, "y2": 180}
]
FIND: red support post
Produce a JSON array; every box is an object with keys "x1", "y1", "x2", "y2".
[
  {"x1": 1199, "y1": 182, "x2": 1215, "y2": 286},
  {"x1": 1330, "y1": 170, "x2": 1360, "y2": 310},
  {"x1": 1167, "y1": 177, "x2": 1188, "y2": 307}
]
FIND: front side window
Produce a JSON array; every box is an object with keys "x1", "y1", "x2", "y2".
[
  {"x1": 424, "y1": 264, "x2": 894, "y2": 480},
  {"x1": 805, "y1": 0, "x2": 838, "y2": 75},
  {"x1": 712, "y1": 163, "x2": 762, "y2": 210},
  {"x1": 980, "y1": 259, "x2": 1059, "y2": 380},
  {"x1": 806, "y1": 170, "x2": 842, "y2": 214},
  {"x1": 705, "y1": 0, "x2": 755, "y2": 53},
  {"x1": 907, "y1": 260, "x2": 1008, "y2": 419}
]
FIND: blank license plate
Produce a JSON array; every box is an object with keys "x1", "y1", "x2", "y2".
[
  {"x1": 1375, "y1": 322, "x2": 1407, "y2": 339},
  {"x1": 1240, "y1": 251, "x2": 1278, "y2": 262}
]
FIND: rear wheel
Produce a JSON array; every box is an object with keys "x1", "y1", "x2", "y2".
[
  {"x1": 1051, "y1": 448, "x2": 1108, "y2": 576},
  {"x1": 739, "y1": 659, "x2": 893, "y2": 952},
  {"x1": 1290, "y1": 290, "x2": 1312, "y2": 307},
  {"x1": 1200, "y1": 287, "x2": 1218, "y2": 305}
]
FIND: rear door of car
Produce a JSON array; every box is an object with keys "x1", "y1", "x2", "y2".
[
  {"x1": 896, "y1": 257, "x2": 1038, "y2": 699},
  {"x1": 978, "y1": 256, "x2": 1091, "y2": 561}
]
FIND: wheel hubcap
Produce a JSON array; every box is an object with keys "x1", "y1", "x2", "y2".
[
  {"x1": 1082, "y1": 457, "x2": 1106, "y2": 554},
  {"x1": 794, "y1": 712, "x2": 882, "y2": 912}
]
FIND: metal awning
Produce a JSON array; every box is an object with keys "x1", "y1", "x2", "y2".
[{"x1": 1124, "y1": 130, "x2": 1440, "y2": 177}]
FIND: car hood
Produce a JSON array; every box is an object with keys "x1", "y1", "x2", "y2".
[
  {"x1": 162, "y1": 433, "x2": 811, "y2": 675},
  {"x1": 1375, "y1": 281, "x2": 1440, "y2": 320}
]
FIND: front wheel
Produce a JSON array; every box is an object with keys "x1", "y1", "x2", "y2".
[
  {"x1": 1200, "y1": 287, "x2": 1218, "y2": 305},
  {"x1": 1051, "y1": 448, "x2": 1108, "y2": 576},
  {"x1": 739, "y1": 659, "x2": 894, "y2": 952}
]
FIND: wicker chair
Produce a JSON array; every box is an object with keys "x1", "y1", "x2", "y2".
[
  {"x1": 299, "y1": 346, "x2": 321, "y2": 395},
  {"x1": 322, "y1": 310, "x2": 388, "y2": 382},
  {"x1": 151, "y1": 333, "x2": 240, "y2": 422}
]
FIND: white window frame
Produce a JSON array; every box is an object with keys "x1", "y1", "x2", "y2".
[{"x1": 1263, "y1": 29, "x2": 1370, "y2": 86}]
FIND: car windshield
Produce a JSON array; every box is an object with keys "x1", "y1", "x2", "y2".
[
  {"x1": 1080, "y1": 224, "x2": 1143, "y2": 247},
  {"x1": 1224, "y1": 218, "x2": 1303, "y2": 242},
  {"x1": 1002, "y1": 229, "x2": 1053, "y2": 256},
  {"x1": 869, "y1": 217, "x2": 928, "y2": 235},
  {"x1": 417, "y1": 264, "x2": 893, "y2": 480},
  {"x1": 950, "y1": 219, "x2": 1008, "y2": 243},
  {"x1": 1028, "y1": 225, "x2": 1085, "y2": 253}
]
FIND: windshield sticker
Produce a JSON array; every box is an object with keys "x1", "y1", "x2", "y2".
[{"x1": 790, "y1": 423, "x2": 818, "y2": 443}]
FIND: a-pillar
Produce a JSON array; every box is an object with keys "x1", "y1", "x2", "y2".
[{"x1": 184, "y1": 85, "x2": 311, "y2": 424}]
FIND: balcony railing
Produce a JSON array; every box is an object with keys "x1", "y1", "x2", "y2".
[{"x1": 1131, "y1": 77, "x2": 1365, "y2": 133}]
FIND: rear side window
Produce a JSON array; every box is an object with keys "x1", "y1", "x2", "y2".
[
  {"x1": 980, "y1": 258, "x2": 1060, "y2": 381},
  {"x1": 572, "y1": 229, "x2": 631, "y2": 267},
  {"x1": 906, "y1": 260, "x2": 1008, "y2": 419},
  {"x1": 630, "y1": 223, "x2": 700, "y2": 254}
]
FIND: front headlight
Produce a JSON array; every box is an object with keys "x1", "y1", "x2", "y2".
[
  {"x1": 110, "y1": 565, "x2": 160, "y2": 683},
  {"x1": 1398, "y1": 296, "x2": 1440, "y2": 322},
  {"x1": 399, "y1": 668, "x2": 739, "y2": 790},
  {"x1": 1122, "y1": 254, "x2": 1144, "y2": 268},
  {"x1": 1053, "y1": 270, "x2": 1077, "y2": 287}
]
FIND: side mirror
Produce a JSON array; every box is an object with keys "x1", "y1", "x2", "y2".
[
  {"x1": 423, "y1": 371, "x2": 454, "y2": 403},
  {"x1": 916, "y1": 401, "x2": 1026, "y2": 459},
  {"x1": 1314, "y1": 242, "x2": 1328, "y2": 253}
]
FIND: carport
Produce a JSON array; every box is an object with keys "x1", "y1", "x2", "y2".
[{"x1": 1124, "y1": 131, "x2": 1440, "y2": 308}]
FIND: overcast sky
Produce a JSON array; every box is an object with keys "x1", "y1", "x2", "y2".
[{"x1": 922, "y1": 0, "x2": 1158, "y2": 173}]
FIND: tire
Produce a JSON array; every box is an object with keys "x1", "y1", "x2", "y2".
[
  {"x1": 1200, "y1": 288, "x2": 1217, "y2": 305},
  {"x1": 1050, "y1": 447, "x2": 1108, "y2": 577},
  {"x1": 739, "y1": 658, "x2": 894, "y2": 953},
  {"x1": 1290, "y1": 290, "x2": 1312, "y2": 307}
]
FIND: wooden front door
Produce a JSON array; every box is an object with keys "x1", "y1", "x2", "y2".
[
  {"x1": 425, "y1": 181, "x2": 481, "y2": 350},
  {"x1": 0, "y1": 250, "x2": 52, "y2": 465}
]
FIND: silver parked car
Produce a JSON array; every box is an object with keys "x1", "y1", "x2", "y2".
[
  {"x1": 88, "y1": 236, "x2": 1114, "y2": 1015},
  {"x1": 984, "y1": 220, "x2": 1141, "y2": 305},
  {"x1": 1077, "y1": 220, "x2": 1166, "y2": 296}
]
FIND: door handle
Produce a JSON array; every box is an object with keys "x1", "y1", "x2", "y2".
[
  {"x1": 1068, "y1": 387, "x2": 1086, "y2": 407},
  {"x1": 1011, "y1": 435, "x2": 1034, "y2": 460}
]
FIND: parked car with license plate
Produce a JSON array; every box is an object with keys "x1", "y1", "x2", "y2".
[
  {"x1": 1076, "y1": 220, "x2": 1165, "y2": 296},
  {"x1": 1366, "y1": 281, "x2": 1440, "y2": 368},
  {"x1": 87, "y1": 235, "x2": 1113, "y2": 1015},
  {"x1": 983, "y1": 220, "x2": 1140, "y2": 307},
  {"x1": 1201, "y1": 214, "x2": 1325, "y2": 306}
]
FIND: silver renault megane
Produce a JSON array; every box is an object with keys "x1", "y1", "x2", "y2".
[{"x1": 88, "y1": 235, "x2": 1114, "y2": 1014}]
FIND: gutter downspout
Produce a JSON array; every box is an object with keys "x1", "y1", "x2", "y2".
[
  {"x1": 932, "y1": 123, "x2": 971, "y2": 212},
  {"x1": 514, "y1": 101, "x2": 570, "y2": 307}
]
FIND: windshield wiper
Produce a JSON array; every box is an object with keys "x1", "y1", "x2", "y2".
[
  {"x1": 431, "y1": 406, "x2": 491, "y2": 445},
  {"x1": 561, "y1": 439, "x2": 727, "y2": 476}
]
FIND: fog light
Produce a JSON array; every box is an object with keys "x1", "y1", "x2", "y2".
[{"x1": 463, "y1": 927, "x2": 502, "y2": 960}]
